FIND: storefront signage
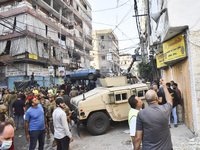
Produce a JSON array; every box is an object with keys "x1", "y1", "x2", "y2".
[
  {"x1": 163, "y1": 33, "x2": 186, "y2": 63},
  {"x1": 5, "y1": 64, "x2": 26, "y2": 77},
  {"x1": 27, "y1": 64, "x2": 43, "y2": 76},
  {"x1": 29, "y1": 54, "x2": 38, "y2": 60},
  {"x1": 156, "y1": 54, "x2": 167, "y2": 68}
]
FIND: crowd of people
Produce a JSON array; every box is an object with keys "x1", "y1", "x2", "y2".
[
  {"x1": 0, "y1": 83, "x2": 90, "y2": 150},
  {"x1": 128, "y1": 79, "x2": 183, "y2": 150},
  {"x1": 0, "y1": 78, "x2": 184, "y2": 150}
]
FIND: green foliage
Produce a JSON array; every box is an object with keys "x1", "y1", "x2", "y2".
[{"x1": 137, "y1": 61, "x2": 152, "y2": 79}]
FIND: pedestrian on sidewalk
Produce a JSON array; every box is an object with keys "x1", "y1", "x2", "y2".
[
  {"x1": 128, "y1": 95, "x2": 143, "y2": 150},
  {"x1": 25, "y1": 97, "x2": 48, "y2": 150},
  {"x1": 166, "y1": 82, "x2": 180, "y2": 127},
  {"x1": 53, "y1": 97, "x2": 73, "y2": 150},
  {"x1": 173, "y1": 83, "x2": 183, "y2": 123},
  {"x1": 12, "y1": 95, "x2": 25, "y2": 130},
  {"x1": 134, "y1": 79, "x2": 173, "y2": 150}
]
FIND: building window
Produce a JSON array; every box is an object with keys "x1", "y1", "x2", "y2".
[
  {"x1": 58, "y1": 33, "x2": 66, "y2": 41},
  {"x1": 4, "y1": 40, "x2": 11, "y2": 55},
  {"x1": 43, "y1": 43, "x2": 48, "y2": 51},
  {"x1": 53, "y1": 47, "x2": 56, "y2": 58},
  {"x1": 77, "y1": 5, "x2": 79, "y2": 11},
  {"x1": 45, "y1": 25, "x2": 48, "y2": 36},
  {"x1": 13, "y1": 17, "x2": 16, "y2": 32},
  {"x1": 102, "y1": 56, "x2": 105, "y2": 60},
  {"x1": 101, "y1": 36, "x2": 104, "y2": 39}
]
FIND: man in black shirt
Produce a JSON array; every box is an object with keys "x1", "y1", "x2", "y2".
[
  {"x1": 166, "y1": 82, "x2": 180, "y2": 127},
  {"x1": 12, "y1": 95, "x2": 25, "y2": 130},
  {"x1": 152, "y1": 84, "x2": 166, "y2": 105}
]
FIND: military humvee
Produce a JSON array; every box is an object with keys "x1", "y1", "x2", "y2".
[{"x1": 70, "y1": 76, "x2": 148, "y2": 135}]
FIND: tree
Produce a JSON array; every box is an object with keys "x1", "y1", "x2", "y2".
[{"x1": 137, "y1": 61, "x2": 152, "y2": 81}]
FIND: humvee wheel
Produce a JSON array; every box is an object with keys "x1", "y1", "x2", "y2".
[{"x1": 87, "y1": 112, "x2": 110, "y2": 135}]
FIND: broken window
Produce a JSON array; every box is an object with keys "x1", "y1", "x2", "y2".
[
  {"x1": 58, "y1": 33, "x2": 66, "y2": 41},
  {"x1": 53, "y1": 47, "x2": 56, "y2": 58},
  {"x1": 101, "y1": 56, "x2": 105, "y2": 60},
  {"x1": 43, "y1": 43, "x2": 48, "y2": 51},
  {"x1": 13, "y1": 17, "x2": 16, "y2": 32},
  {"x1": 4, "y1": 40, "x2": 11, "y2": 55},
  {"x1": 45, "y1": 25, "x2": 48, "y2": 36}
]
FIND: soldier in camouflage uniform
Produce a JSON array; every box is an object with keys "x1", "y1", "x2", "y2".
[
  {"x1": 69, "y1": 86, "x2": 79, "y2": 98},
  {"x1": 38, "y1": 93, "x2": 50, "y2": 139},
  {"x1": 2, "y1": 89, "x2": 8, "y2": 108},
  {"x1": 47, "y1": 94, "x2": 57, "y2": 147},
  {"x1": 0, "y1": 102, "x2": 16, "y2": 130},
  {"x1": 8, "y1": 91, "x2": 17, "y2": 118}
]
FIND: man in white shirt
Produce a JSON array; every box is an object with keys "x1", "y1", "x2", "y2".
[
  {"x1": 128, "y1": 95, "x2": 143, "y2": 149},
  {"x1": 53, "y1": 97, "x2": 73, "y2": 150}
]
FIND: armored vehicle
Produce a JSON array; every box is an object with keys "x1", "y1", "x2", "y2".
[{"x1": 70, "y1": 76, "x2": 148, "y2": 135}]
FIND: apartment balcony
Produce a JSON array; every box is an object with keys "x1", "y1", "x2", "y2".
[{"x1": 32, "y1": 0, "x2": 73, "y2": 25}]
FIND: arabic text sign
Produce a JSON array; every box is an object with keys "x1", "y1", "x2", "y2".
[
  {"x1": 156, "y1": 54, "x2": 167, "y2": 68},
  {"x1": 163, "y1": 33, "x2": 186, "y2": 63}
]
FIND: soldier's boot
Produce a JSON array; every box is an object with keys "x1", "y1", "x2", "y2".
[{"x1": 52, "y1": 139, "x2": 57, "y2": 147}]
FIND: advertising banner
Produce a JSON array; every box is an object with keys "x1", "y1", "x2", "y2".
[
  {"x1": 6, "y1": 64, "x2": 26, "y2": 77},
  {"x1": 48, "y1": 66, "x2": 54, "y2": 77},
  {"x1": 163, "y1": 33, "x2": 186, "y2": 63},
  {"x1": 27, "y1": 64, "x2": 43, "y2": 76}
]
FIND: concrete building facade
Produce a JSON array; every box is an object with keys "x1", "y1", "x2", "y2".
[
  {"x1": 147, "y1": 0, "x2": 200, "y2": 135},
  {"x1": 119, "y1": 54, "x2": 139, "y2": 75},
  {"x1": 91, "y1": 29, "x2": 120, "y2": 76},
  {"x1": 0, "y1": 0, "x2": 93, "y2": 90}
]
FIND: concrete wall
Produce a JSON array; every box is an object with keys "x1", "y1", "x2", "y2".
[{"x1": 188, "y1": 30, "x2": 200, "y2": 134}]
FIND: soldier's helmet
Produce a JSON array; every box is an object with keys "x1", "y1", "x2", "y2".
[{"x1": 0, "y1": 104, "x2": 8, "y2": 113}]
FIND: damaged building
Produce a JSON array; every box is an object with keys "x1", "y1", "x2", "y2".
[{"x1": 0, "y1": 0, "x2": 93, "y2": 90}]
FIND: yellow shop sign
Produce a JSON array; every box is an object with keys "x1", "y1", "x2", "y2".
[
  {"x1": 156, "y1": 53, "x2": 167, "y2": 68},
  {"x1": 163, "y1": 33, "x2": 186, "y2": 63},
  {"x1": 29, "y1": 54, "x2": 38, "y2": 60}
]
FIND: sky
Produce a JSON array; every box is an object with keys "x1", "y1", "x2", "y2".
[{"x1": 87, "y1": 0, "x2": 140, "y2": 55}]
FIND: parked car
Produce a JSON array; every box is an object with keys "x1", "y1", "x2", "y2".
[{"x1": 64, "y1": 68, "x2": 100, "y2": 83}]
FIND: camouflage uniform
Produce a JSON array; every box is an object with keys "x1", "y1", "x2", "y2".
[
  {"x1": 8, "y1": 93, "x2": 17, "y2": 117},
  {"x1": 39, "y1": 99, "x2": 50, "y2": 138},
  {"x1": 0, "y1": 103, "x2": 16, "y2": 130},
  {"x1": 2, "y1": 94, "x2": 8, "y2": 107},
  {"x1": 39, "y1": 99, "x2": 50, "y2": 117},
  {"x1": 69, "y1": 89, "x2": 78, "y2": 98},
  {"x1": 47, "y1": 101, "x2": 57, "y2": 134}
]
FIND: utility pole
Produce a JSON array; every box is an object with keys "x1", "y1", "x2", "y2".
[{"x1": 59, "y1": 7, "x2": 62, "y2": 67}]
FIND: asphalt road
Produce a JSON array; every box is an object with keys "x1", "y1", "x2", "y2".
[
  {"x1": 14, "y1": 121, "x2": 131, "y2": 150},
  {"x1": 14, "y1": 122, "x2": 198, "y2": 150}
]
